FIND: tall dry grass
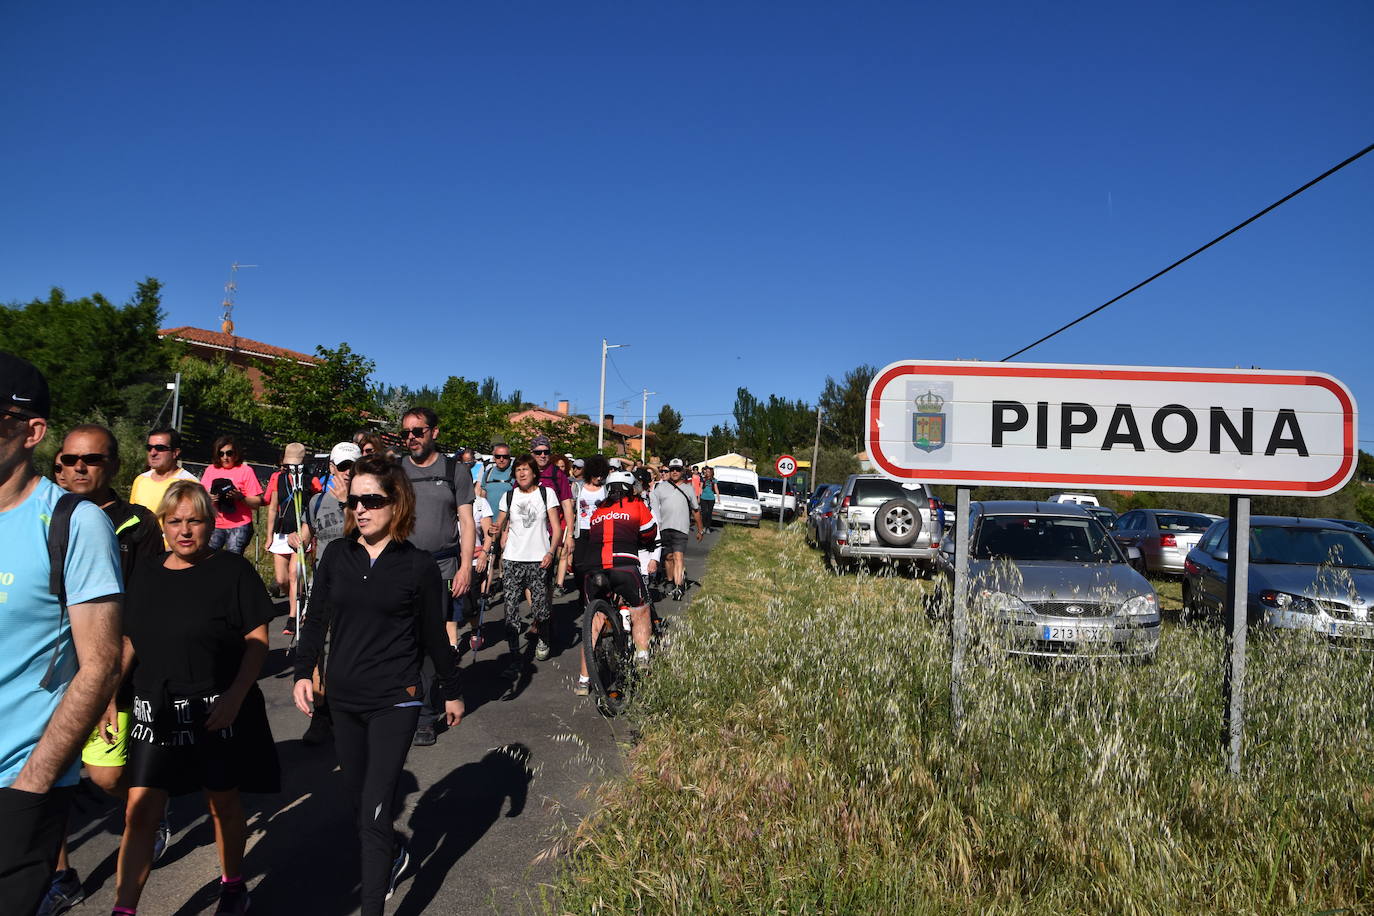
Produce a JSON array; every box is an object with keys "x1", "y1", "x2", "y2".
[{"x1": 553, "y1": 525, "x2": 1374, "y2": 915}]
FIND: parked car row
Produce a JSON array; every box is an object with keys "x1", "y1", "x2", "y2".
[{"x1": 812, "y1": 480, "x2": 1374, "y2": 657}]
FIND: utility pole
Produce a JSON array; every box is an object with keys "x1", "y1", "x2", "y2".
[
  {"x1": 640, "y1": 388, "x2": 657, "y2": 462},
  {"x1": 597, "y1": 338, "x2": 627, "y2": 451},
  {"x1": 811, "y1": 405, "x2": 822, "y2": 487},
  {"x1": 704, "y1": 433, "x2": 709, "y2": 464},
  {"x1": 170, "y1": 372, "x2": 182, "y2": 431}
]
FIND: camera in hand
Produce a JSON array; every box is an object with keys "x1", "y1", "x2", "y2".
[{"x1": 209, "y1": 476, "x2": 238, "y2": 511}]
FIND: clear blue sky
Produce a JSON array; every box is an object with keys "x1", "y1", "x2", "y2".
[{"x1": 3, "y1": 1, "x2": 1370, "y2": 443}]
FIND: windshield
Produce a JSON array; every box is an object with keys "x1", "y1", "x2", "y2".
[
  {"x1": 1250, "y1": 526, "x2": 1374, "y2": 567},
  {"x1": 851, "y1": 478, "x2": 921, "y2": 508},
  {"x1": 717, "y1": 481, "x2": 758, "y2": 499},
  {"x1": 1154, "y1": 513, "x2": 1213, "y2": 533},
  {"x1": 758, "y1": 478, "x2": 783, "y2": 494},
  {"x1": 974, "y1": 515, "x2": 1123, "y2": 563}
]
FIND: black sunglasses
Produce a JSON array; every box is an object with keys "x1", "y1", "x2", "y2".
[
  {"x1": 402, "y1": 426, "x2": 432, "y2": 439},
  {"x1": 58, "y1": 453, "x2": 108, "y2": 466},
  {"x1": 532, "y1": 449, "x2": 551, "y2": 455},
  {"x1": 146, "y1": 443, "x2": 173, "y2": 452},
  {"x1": 335, "y1": 460, "x2": 355, "y2": 472},
  {"x1": 346, "y1": 493, "x2": 393, "y2": 510},
  {"x1": 493, "y1": 453, "x2": 511, "y2": 460},
  {"x1": 218, "y1": 449, "x2": 236, "y2": 457}
]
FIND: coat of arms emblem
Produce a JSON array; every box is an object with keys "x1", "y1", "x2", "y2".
[{"x1": 912, "y1": 389, "x2": 947, "y2": 453}]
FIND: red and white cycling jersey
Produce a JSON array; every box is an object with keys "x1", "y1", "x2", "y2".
[{"x1": 588, "y1": 497, "x2": 658, "y2": 569}]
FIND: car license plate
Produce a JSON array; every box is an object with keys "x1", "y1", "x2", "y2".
[
  {"x1": 1042, "y1": 625, "x2": 1110, "y2": 642},
  {"x1": 725, "y1": 512, "x2": 744, "y2": 520},
  {"x1": 1330, "y1": 622, "x2": 1374, "y2": 639}
]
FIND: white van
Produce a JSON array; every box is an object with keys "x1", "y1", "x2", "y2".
[
  {"x1": 711, "y1": 467, "x2": 763, "y2": 527},
  {"x1": 757, "y1": 477, "x2": 798, "y2": 521}
]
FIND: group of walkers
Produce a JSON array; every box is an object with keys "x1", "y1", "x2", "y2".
[{"x1": 0, "y1": 350, "x2": 713, "y2": 916}]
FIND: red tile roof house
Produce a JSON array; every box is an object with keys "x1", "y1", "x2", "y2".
[
  {"x1": 507, "y1": 400, "x2": 655, "y2": 457},
  {"x1": 159, "y1": 325, "x2": 318, "y2": 395}
]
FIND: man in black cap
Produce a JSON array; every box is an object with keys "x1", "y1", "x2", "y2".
[{"x1": 0, "y1": 353, "x2": 123, "y2": 913}]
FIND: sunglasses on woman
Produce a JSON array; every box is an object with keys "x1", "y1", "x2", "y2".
[
  {"x1": 219, "y1": 449, "x2": 236, "y2": 457},
  {"x1": 346, "y1": 493, "x2": 394, "y2": 510}
]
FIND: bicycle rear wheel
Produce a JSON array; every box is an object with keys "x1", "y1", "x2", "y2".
[{"x1": 582, "y1": 598, "x2": 631, "y2": 717}]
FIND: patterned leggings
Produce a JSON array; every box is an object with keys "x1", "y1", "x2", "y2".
[{"x1": 503, "y1": 560, "x2": 550, "y2": 630}]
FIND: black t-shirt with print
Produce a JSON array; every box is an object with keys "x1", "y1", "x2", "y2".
[{"x1": 124, "y1": 550, "x2": 274, "y2": 699}]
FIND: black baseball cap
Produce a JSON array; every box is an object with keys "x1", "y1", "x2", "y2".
[{"x1": 0, "y1": 352, "x2": 51, "y2": 419}]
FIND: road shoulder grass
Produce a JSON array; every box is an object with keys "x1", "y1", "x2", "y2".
[{"x1": 553, "y1": 525, "x2": 1374, "y2": 914}]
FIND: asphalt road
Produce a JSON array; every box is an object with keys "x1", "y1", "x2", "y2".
[{"x1": 61, "y1": 527, "x2": 722, "y2": 915}]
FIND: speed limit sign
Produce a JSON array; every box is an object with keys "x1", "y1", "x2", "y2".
[{"x1": 776, "y1": 455, "x2": 797, "y2": 477}]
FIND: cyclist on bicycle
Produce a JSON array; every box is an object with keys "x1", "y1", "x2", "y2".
[{"x1": 575, "y1": 471, "x2": 657, "y2": 696}]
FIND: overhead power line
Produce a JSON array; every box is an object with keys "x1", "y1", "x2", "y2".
[{"x1": 1002, "y1": 141, "x2": 1374, "y2": 361}]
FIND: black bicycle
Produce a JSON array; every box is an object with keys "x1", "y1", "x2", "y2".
[{"x1": 581, "y1": 571, "x2": 660, "y2": 717}]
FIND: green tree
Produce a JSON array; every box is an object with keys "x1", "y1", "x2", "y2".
[
  {"x1": 650, "y1": 404, "x2": 688, "y2": 463},
  {"x1": 259, "y1": 342, "x2": 377, "y2": 446},
  {"x1": 176, "y1": 354, "x2": 261, "y2": 426},
  {"x1": 0, "y1": 279, "x2": 174, "y2": 426},
  {"x1": 813, "y1": 445, "x2": 860, "y2": 486},
  {"x1": 434, "y1": 376, "x2": 508, "y2": 449},
  {"x1": 505, "y1": 414, "x2": 604, "y2": 457},
  {"x1": 818, "y1": 363, "x2": 877, "y2": 452},
  {"x1": 732, "y1": 387, "x2": 814, "y2": 459}
]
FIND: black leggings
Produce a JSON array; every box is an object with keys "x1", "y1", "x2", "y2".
[
  {"x1": 700, "y1": 498, "x2": 715, "y2": 528},
  {"x1": 333, "y1": 705, "x2": 420, "y2": 916}
]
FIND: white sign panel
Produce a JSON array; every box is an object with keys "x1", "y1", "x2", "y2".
[{"x1": 867, "y1": 361, "x2": 1357, "y2": 496}]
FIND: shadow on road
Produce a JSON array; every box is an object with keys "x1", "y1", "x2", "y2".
[{"x1": 396, "y1": 743, "x2": 533, "y2": 916}]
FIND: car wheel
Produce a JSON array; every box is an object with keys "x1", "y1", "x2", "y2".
[
  {"x1": 873, "y1": 498, "x2": 921, "y2": 547},
  {"x1": 824, "y1": 545, "x2": 846, "y2": 575}
]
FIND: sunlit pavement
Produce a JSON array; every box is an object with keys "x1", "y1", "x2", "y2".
[{"x1": 63, "y1": 529, "x2": 720, "y2": 915}]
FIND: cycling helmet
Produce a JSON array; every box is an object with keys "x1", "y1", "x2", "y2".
[{"x1": 606, "y1": 471, "x2": 635, "y2": 488}]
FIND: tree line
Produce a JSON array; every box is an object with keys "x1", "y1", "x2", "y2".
[{"x1": 5, "y1": 280, "x2": 1371, "y2": 524}]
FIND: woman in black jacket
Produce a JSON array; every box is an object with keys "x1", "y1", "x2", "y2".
[{"x1": 292, "y1": 455, "x2": 463, "y2": 914}]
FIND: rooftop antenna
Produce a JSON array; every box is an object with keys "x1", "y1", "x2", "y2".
[{"x1": 219, "y1": 261, "x2": 258, "y2": 335}]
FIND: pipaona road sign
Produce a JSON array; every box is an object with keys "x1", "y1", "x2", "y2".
[{"x1": 867, "y1": 360, "x2": 1356, "y2": 496}]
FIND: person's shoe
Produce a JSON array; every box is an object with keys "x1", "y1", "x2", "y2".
[
  {"x1": 151, "y1": 815, "x2": 172, "y2": 864},
  {"x1": 534, "y1": 637, "x2": 551, "y2": 661},
  {"x1": 672, "y1": 586, "x2": 684, "y2": 601},
  {"x1": 412, "y1": 725, "x2": 436, "y2": 747},
  {"x1": 386, "y1": 843, "x2": 410, "y2": 900},
  {"x1": 281, "y1": 616, "x2": 297, "y2": 636},
  {"x1": 572, "y1": 677, "x2": 590, "y2": 696},
  {"x1": 302, "y1": 710, "x2": 333, "y2": 746},
  {"x1": 213, "y1": 878, "x2": 250, "y2": 915},
  {"x1": 36, "y1": 869, "x2": 83, "y2": 916}
]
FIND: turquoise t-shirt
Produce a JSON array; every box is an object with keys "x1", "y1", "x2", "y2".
[{"x1": 0, "y1": 477, "x2": 123, "y2": 787}]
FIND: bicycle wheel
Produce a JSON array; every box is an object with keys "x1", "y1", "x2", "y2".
[{"x1": 582, "y1": 598, "x2": 631, "y2": 717}]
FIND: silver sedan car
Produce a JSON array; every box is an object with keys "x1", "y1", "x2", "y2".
[
  {"x1": 1110, "y1": 508, "x2": 1217, "y2": 576},
  {"x1": 932, "y1": 501, "x2": 1161, "y2": 659}
]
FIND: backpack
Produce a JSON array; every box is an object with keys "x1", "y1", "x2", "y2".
[
  {"x1": 42, "y1": 492, "x2": 88, "y2": 689},
  {"x1": 409, "y1": 453, "x2": 460, "y2": 498},
  {"x1": 482, "y1": 462, "x2": 513, "y2": 487}
]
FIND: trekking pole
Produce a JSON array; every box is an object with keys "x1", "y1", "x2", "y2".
[
  {"x1": 289, "y1": 464, "x2": 309, "y2": 651},
  {"x1": 472, "y1": 543, "x2": 495, "y2": 659}
]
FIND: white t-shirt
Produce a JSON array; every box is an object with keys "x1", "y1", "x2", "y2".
[
  {"x1": 499, "y1": 486, "x2": 559, "y2": 562},
  {"x1": 575, "y1": 483, "x2": 606, "y2": 533},
  {"x1": 472, "y1": 497, "x2": 493, "y2": 567}
]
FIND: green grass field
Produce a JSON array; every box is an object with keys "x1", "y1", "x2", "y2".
[{"x1": 553, "y1": 525, "x2": 1374, "y2": 915}]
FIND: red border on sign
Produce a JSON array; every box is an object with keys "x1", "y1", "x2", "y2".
[
  {"x1": 867, "y1": 364, "x2": 1355, "y2": 493},
  {"x1": 776, "y1": 454, "x2": 797, "y2": 477}
]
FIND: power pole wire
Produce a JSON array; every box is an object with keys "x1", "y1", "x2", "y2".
[{"x1": 1002, "y1": 141, "x2": 1374, "y2": 362}]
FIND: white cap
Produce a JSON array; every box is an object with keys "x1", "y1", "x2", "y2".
[
  {"x1": 330, "y1": 442, "x2": 362, "y2": 466},
  {"x1": 668, "y1": 458, "x2": 684, "y2": 468}
]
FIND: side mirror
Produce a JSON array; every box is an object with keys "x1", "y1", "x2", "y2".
[{"x1": 1212, "y1": 547, "x2": 1229, "y2": 562}]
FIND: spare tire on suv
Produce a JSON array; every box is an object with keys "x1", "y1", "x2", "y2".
[{"x1": 874, "y1": 497, "x2": 922, "y2": 547}]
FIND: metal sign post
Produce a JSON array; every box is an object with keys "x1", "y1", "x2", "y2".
[
  {"x1": 1222, "y1": 495, "x2": 1252, "y2": 775},
  {"x1": 951, "y1": 486, "x2": 972, "y2": 733},
  {"x1": 775, "y1": 454, "x2": 797, "y2": 531}
]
